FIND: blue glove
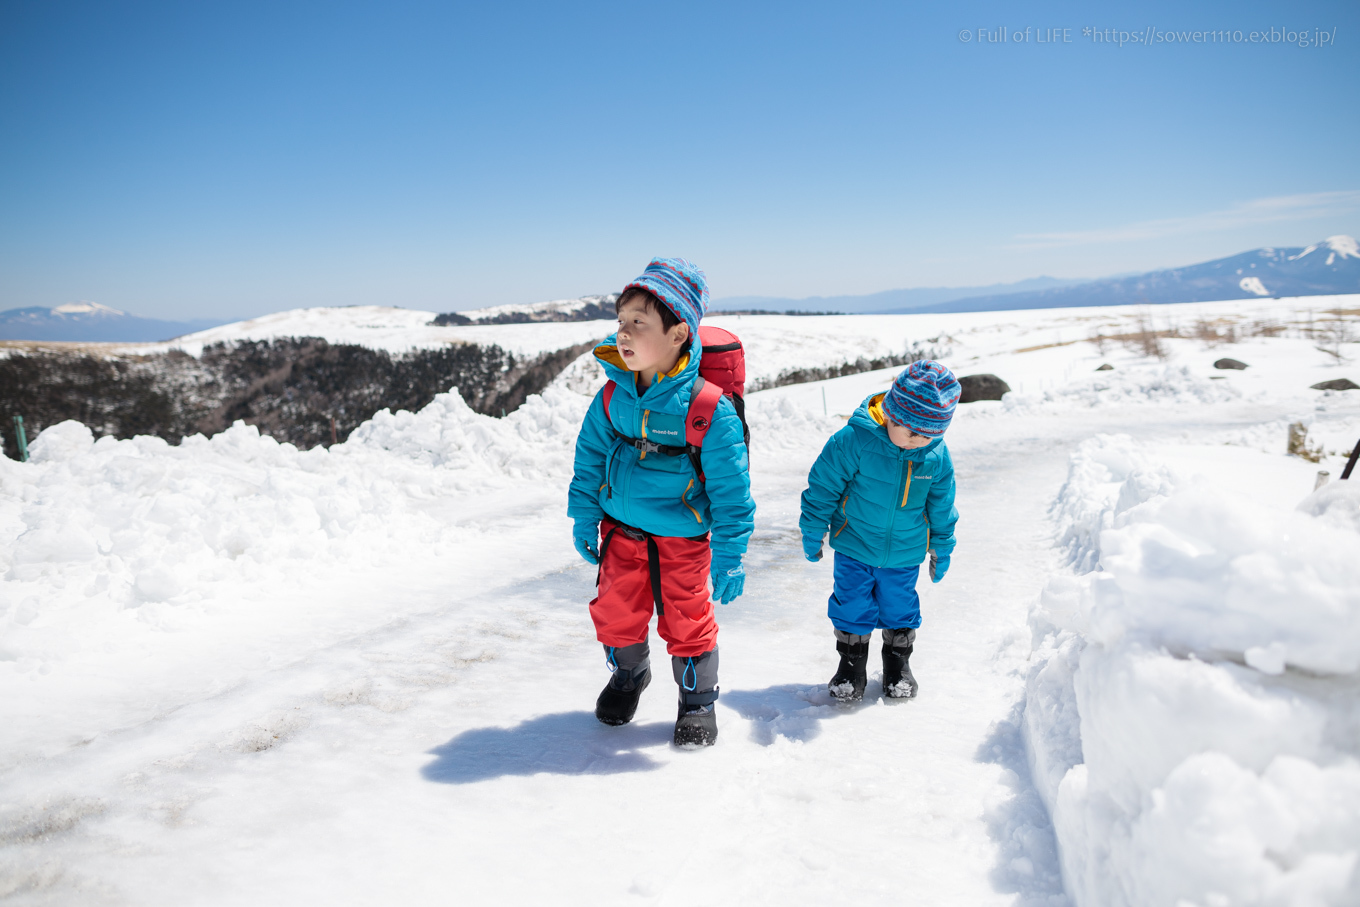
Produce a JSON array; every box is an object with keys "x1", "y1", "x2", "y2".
[
  {"x1": 802, "y1": 535, "x2": 824, "y2": 562},
  {"x1": 573, "y1": 522, "x2": 600, "y2": 565},
  {"x1": 710, "y1": 550, "x2": 745, "y2": 604},
  {"x1": 929, "y1": 550, "x2": 950, "y2": 583}
]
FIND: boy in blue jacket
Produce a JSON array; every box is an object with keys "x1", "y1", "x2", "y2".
[
  {"x1": 799, "y1": 361, "x2": 960, "y2": 702},
  {"x1": 568, "y1": 258, "x2": 755, "y2": 746}
]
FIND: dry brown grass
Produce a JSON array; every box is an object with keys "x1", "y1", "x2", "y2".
[{"x1": 1014, "y1": 339, "x2": 1082, "y2": 354}]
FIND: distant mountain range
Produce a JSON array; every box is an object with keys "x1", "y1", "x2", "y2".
[
  {"x1": 898, "y1": 235, "x2": 1360, "y2": 314},
  {"x1": 709, "y1": 276, "x2": 1090, "y2": 314},
  {"x1": 5, "y1": 236, "x2": 1357, "y2": 341},
  {"x1": 0, "y1": 302, "x2": 227, "y2": 342},
  {"x1": 708, "y1": 235, "x2": 1359, "y2": 315}
]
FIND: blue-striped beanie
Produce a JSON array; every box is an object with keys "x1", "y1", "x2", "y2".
[
  {"x1": 883, "y1": 360, "x2": 961, "y2": 437},
  {"x1": 623, "y1": 257, "x2": 709, "y2": 339}
]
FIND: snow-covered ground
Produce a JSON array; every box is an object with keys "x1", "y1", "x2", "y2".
[{"x1": 2, "y1": 296, "x2": 1358, "y2": 904}]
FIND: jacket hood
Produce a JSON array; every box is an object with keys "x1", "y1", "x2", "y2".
[
  {"x1": 593, "y1": 332, "x2": 702, "y2": 407},
  {"x1": 849, "y1": 392, "x2": 942, "y2": 460}
]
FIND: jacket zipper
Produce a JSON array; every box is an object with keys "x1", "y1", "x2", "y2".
[
  {"x1": 900, "y1": 460, "x2": 915, "y2": 507},
  {"x1": 681, "y1": 479, "x2": 702, "y2": 523},
  {"x1": 881, "y1": 456, "x2": 903, "y2": 565}
]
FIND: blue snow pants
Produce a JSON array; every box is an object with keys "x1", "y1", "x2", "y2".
[{"x1": 827, "y1": 552, "x2": 922, "y2": 634}]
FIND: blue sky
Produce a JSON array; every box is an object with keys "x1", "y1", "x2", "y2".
[{"x1": 2, "y1": 0, "x2": 1357, "y2": 319}]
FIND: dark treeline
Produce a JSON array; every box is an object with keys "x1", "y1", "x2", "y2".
[
  {"x1": 747, "y1": 339, "x2": 949, "y2": 393},
  {"x1": 0, "y1": 337, "x2": 597, "y2": 459}
]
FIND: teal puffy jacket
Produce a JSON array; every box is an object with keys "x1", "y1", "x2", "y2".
[
  {"x1": 568, "y1": 335, "x2": 755, "y2": 556},
  {"x1": 800, "y1": 392, "x2": 958, "y2": 568}
]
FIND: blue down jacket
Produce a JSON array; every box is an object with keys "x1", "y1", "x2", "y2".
[
  {"x1": 568, "y1": 336, "x2": 755, "y2": 557},
  {"x1": 800, "y1": 392, "x2": 958, "y2": 569}
]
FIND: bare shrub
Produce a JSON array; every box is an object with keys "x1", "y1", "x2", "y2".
[
  {"x1": 1245, "y1": 319, "x2": 1286, "y2": 338},
  {"x1": 1315, "y1": 315, "x2": 1356, "y2": 363},
  {"x1": 1288, "y1": 422, "x2": 1324, "y2": 463},
  {"x1": 1191, "y1": 318, "x2": 1239, "y2": 347}
]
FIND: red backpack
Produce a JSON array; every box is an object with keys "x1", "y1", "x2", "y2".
[{"x1": 601, "y1": 325, "x2": 749, "y2": 481}]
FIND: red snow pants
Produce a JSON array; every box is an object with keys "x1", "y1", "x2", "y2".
[{"x1": 590, "y1": 518, "x2": 717, "y2": 658}]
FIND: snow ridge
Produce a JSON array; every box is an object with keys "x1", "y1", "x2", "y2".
[{"x1": 1025, "y1": 435, "x2": 1360, "y2": 906}]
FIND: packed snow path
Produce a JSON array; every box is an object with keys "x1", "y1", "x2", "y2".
[{"x1": 2, "y1": 353, "x2": 1356, "y2": 904}]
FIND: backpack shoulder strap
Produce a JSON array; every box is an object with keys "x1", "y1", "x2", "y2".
[
  {"x1": 601, "y1": 380, "x2": 616, "y2": 425},
  {"x1": 684, "y1": 377, "x2": 724, "y2": 482},
  {"x1": 685, "y1": 377, "x2": 723, "y2": 448}
]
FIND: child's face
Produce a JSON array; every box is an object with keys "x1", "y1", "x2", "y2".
[
  {"x1": 616, "y1": 296, "x2": 688, "y2": 375},
  {"x1": 885, "y1": 417, "x2": 934, "y2": 449}
]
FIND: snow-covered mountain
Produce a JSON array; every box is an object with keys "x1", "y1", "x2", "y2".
[
  {"x1": 0, "y1": 301, "x2": 227, "y2": 342},
  {"x1": 907, "y1": 235, "x2": 1360, "y2": 313},
  {"x1": 695, "y1": 236, "x2": 1360, "y2": 316}
]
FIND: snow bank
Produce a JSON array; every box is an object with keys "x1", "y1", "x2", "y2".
[
  {"x1": 0, "y1": 387, "x2": 587, "y2": 655},
  {"x1": 1025, "y1": 435, "x2": 1360, "y2": 906}
]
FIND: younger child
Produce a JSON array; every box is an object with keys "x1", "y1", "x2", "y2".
[
  {"x1": 798, "y1": 361, "x2": 960, "y2": 701},
  {"x1": 568, "y1": 258, "x2": 755, "y2": 746}
]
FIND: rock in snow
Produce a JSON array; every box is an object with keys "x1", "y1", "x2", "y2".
[
  {"x1": 1213, "y1": 357, "x2": 1249, "y2": 369},
  {"x1": 1312, "y1": 377, "x2": 1358, "y2": 391},
  {"x1": 957, "y1": 373, "x2": 1011, "y2": 402}
]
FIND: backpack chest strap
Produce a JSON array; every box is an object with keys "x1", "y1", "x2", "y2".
[
  {"x1": 613, "y1": 431, "x2": 692, "y2": 458},
  {"x1": 599, "y1": 376, "x2": 723, "y2": 481}
]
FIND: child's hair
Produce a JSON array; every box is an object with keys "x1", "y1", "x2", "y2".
[{"x1": 616, "y1": 287, "x2": 692, "y2": 349}]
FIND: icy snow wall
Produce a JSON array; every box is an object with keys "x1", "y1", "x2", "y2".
[{"x1": 1025, "y1": 435, "x2": 1360, "y2": 906}]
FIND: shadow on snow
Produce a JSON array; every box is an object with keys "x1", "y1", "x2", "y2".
[
  {"x1": 722, "y1": 682, "x2": 870, "y2": 746},
  {"x1": 975, "y1": 702, "x2": 1071, "y2": 906},
  {"x1": 421, "y1": 710, "x2": 673, "y2": 784}
]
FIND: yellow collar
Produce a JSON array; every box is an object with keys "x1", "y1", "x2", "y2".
[
  {"x1": 658, "y1": 353, "x2": 689, "y2": 381},
  {"x1": 867, "y1": 392, "x2": 888, "y2": 426}
]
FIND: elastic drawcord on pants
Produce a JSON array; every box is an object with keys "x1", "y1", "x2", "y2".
[
  {"x1": 605, "y1": 647, "x2": 618, "y2": 673},
  {"x1": 682, "y1": 657, "x2": 697, "y2": 692}
]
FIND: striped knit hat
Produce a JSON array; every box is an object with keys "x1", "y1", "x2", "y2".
[
  {"x1": 623, "y1": 257, "x2": 709, "y2": 339},
  {"x1": 883, "y1": 360, "x2": 961, "y2": 437}
]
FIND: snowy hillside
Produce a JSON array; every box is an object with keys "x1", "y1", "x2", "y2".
[
  {"x1": 150, "y1": 291, "x2": 1360, "y2": 392},
  {"x1": 161, "y1": 305, "x2": 617, "y2": 357},
  {"x1": 1, "y1": 295, "x2": 1358, "y2": 904}
]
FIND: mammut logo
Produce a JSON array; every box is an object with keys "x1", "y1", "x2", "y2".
[{"x1": 692, "y1": 416, "x2": 709, "y2": 431}]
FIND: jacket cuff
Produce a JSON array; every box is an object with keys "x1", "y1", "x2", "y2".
[
  {"x1": 929, "y1": 534, "x2": 956, "y2": 555},
  {"x1": 709, "y1": 540, "x2": 746, "y2": 559}
]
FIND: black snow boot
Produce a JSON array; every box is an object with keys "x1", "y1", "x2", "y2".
[
  {"x1": 672, "y1": 649, "x2": 719, "y2": 747},
  {"x1": 595, "y1": 643, "x2": 651, "y2": 726},
  {"x1": 829, "y1": 631, "x2": 871, "y2": 702},
  {"x1": 882, "y1": 628, "x2": 918, "y2": 700}
]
